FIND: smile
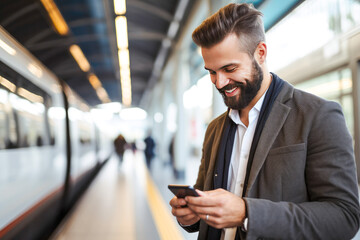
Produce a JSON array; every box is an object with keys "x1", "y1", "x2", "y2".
[{"x1": 225, "y1": 87, "x2": 237, "y2": 93}]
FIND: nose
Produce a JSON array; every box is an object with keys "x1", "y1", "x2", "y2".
[{"x1": 215, "y1": 72, "x2": 229, "y2": 89}]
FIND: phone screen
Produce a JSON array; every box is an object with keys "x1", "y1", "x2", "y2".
[{"x1": 168, "y1": 184, "x2": 199, "y2": 198}]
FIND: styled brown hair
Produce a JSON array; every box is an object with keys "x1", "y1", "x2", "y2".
[{"x1": 192, "y1": 3, "x2": 265, "y2": 56}]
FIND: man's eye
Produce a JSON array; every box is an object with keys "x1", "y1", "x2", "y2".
[
  {"x1": 208, "y1": 70, "x2": 216, "y2": 75},
  {"x1": 225, "y1": 68, "x2": 236, "y2": 73}
]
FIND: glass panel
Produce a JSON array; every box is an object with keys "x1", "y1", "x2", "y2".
[
  {"x1": 267, "y1": 0, "x2": 360, "y2": 71},
  {"x1": 295, "y1": 71, "x2": 341, "y2": 100},
  {"x1": 295, "y1": 68, "x2": 354, "y2": 137},
  {"x1": 340, "y1": 68, "x2": 352, "y2": 95},
  {"x1": 0, "y1": 81, "x2": 17, "y2": 149},
  {"x1": 342, "y1": 94, "x2": 354, "y2": 138},
  {"x1": 0, "y1": 91, "x2": 6, "y2": 149},
  {"x1": 0, "y1": 60, "x2": 53, "y2": 148}
]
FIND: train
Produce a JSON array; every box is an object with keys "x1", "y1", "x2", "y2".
[{"x1": 0, "y1": 26, "x2": 113, "y2": 240}]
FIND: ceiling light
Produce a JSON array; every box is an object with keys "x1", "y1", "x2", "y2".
[
  {"x1": 69, "y1": 44, "x2": 91, "y2": 72},
  {"x1": 40, "y1": 0, "x2": 69, "y2": 35},
  {"x1": 115, "y1": 16, "x2": 128, "y2": 49},
  {"x1": 88, "y1": 73, "x2": 101, "y2": 89},
  {"x1": 119, "y1": 107, "x2": 147, "y2": 121},
  {"x1": 0, "y1": 76, "x2": 16, "y2": 92},
  {"x1": 87, "y1": 73, "x2": 111, "y2": 103},
  {"x1": 114, "y1": 0, "x2": 126, "y2": 15},
  {"x1": 18, "y1": 87, "x2": 44, "y2": 103},
  {"x1": 154, "y1": 112, "x2": 163, "y2": 123},
  {"x1": 96, "y1": 87, "x2": 111, "y2": 103},
  {"x1": 122, "y1": 89, "x2": 132, "y2": 106},
  {"x1": 114, "y1": 15, "x2": 131, "y2": 106},
  {"x1": 120, "y1": 68, "x2": 130, "y2": 79},
  {"x1": 118, "y1": 49, "x2": 130, "y2": 67},
  {"x1": 96, "y1": 102, "x2": 122, "y2": 112}
]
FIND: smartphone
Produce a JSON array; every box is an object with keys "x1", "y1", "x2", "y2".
[{"x1": 168, "y1": 184, "x2": 199, "y2": 198}]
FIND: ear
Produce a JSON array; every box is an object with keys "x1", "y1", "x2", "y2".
[{"x1": 254, "y1": 42, "x2": 267, "y2": 65}]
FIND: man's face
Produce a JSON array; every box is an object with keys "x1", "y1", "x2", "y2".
[{"x1": 201, "y1": 34, "x2": 263, "y2": 110}]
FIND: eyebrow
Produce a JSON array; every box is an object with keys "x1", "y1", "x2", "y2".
[{"x1": 204, "y1": 63, "x2": 237, "y2": 72}]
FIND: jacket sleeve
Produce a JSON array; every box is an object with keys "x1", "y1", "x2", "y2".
[{"x1": 244, "y1": 101, "x2": 360, "y2": 240}]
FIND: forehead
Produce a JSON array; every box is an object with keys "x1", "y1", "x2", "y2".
[{"x1": 201, "y1": 34, "x2": 251, "y2": 69}]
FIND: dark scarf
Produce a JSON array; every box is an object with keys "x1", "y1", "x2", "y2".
[{"x1": 206, "y1": 73, "x2": 284, "y2": 240}]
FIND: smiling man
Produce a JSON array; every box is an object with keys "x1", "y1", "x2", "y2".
[{"x1": 169, "y1": 3, "x2": 360, "y2": 240}]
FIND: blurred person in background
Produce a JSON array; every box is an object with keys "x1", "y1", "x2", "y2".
[
  {"x1": 169, "y1": 135, "x2": 177, "y2": 177},
  {"x1": 144, "y1": 131, "x2": 156, "y2": 169},
  {"x1": 114, "y1": 134, "x2": 127, "y2": 165},
  {"x1": 169, "y1": 3, "x2": 360, "y2": 240}
]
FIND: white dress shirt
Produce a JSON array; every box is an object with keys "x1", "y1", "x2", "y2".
[{"x1": 221, "y1": 92, "x2": 266, "y2": 240}]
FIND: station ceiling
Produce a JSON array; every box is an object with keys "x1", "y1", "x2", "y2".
[{"x1": 0, "y1": 0, "x2": 303, "y2": 107}]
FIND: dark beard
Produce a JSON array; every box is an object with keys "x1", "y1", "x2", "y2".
[{"x1": 218, "y1": 59, "x2": 263, "y2": 110}]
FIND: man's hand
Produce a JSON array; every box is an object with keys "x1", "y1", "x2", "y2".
[
  {"x1": 169, "y1": 196, "x2": 200, "y2": 226},
  {"x1": 185, "y1": 188, "x2": 246, "y2": 229}
]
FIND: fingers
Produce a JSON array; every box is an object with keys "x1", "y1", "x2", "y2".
[
  {"x1": 170, "y1": 196, "x2": 200, "y2": 226},
  {"x1": 170, "y1": 189, "x2": 245, "y2": 229},
  {"x1": 170, "y1": 196, "x2": 196, "y2": 218},
  {"x1": 171, "y1": 204, "x2": 195, "y2": 217},
  {"x1": 177, "y1": 213, "x2": 200, "y2": 226},
  {"x1": 169, "y1": 196, "x2": 187, "y2": 208},
  {"x1": 185, "y1": 188, "x2": 226, "y2": 207}
]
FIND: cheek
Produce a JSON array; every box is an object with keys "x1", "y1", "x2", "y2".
[
  {"x1": 234, "y1": 68, "x2": 252, "y2": 80},
  {"x1": 210, "y1": 75, "x2": 216, "y2": 84}
]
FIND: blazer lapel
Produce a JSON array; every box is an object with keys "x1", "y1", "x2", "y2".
[
  {"x1": 204, "y1": 112, "x2": 228, "y2": 190},
  {"x1": 244, "y1": 85, "x2": 292, "y2": 196}
]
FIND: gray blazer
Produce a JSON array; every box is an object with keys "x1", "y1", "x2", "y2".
[{"x1": 194, "y1": 80, "x2": 360, "y2": 240}]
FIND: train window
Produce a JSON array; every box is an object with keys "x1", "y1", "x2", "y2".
[
  {"x1": 69, "y1": 106, "x2": 93, "y2": 145},
  {"x1": 295, "y1": 68, "x2": 354, "y2": 137},
  {"x1": 0, "y1": 60, "x2": 54, "y2": 148},
  {"x1": 79, "y1": 119, "x2": 92, "y2": 145},
  {"x1": 10, "y1": 93, "x2": 45, "y2": 147},
  {"x1": 0, "y1": 89, "x2": 6, "y2": 149},
  {"x1": 0, "y1": 78, "x2": 18, "y2": 149}
]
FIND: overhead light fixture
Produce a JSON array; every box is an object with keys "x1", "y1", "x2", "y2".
[
  {"x1": 87, "y1": 73, "x2": 111, "y2": 103},
  {"x1": 119, "y1": 107, "x2": 147, "y2": 121},
  {"x1": 114, "y1": 13, "x2": 131, "y2": 106},
  {"x1": 40, "y1": 0, "x2": 69, "y2": 35},
  {"x1": 69, "y1": 44, "x2": 91, "y2": 72},
  {"x1": 121, "y1": 84, "x2": 132, "y2": 106},
  {"x1": 115, "y1": 16, "x2": 128, "y2": 49},
  {"x1": 18, "y1": 87, "x2": 44, "y2": 103},
  {"x1": 0, "y1": 39, "x2": 16, "y2": 55},
  {"x1": 154, "y1": 112, "x2": 163, "y2": 123},
  {"x1": 114, "y1": 0, "x2": 126, "y2": 15},
  {"x1": 0, "y1": 76, "x2": 16, "y2": 92},
  {"x1": 97, "y1": 102, "x2": 122, "y2": 112},
  {"x1": 96, "y1": 87, "x2": 111, "y2": 103},
  {"x1": 118, "y1": 49, "x2": 130, "y2": 67},
  {"x1": 88, "y1": 73, "x2": 101, "y2": 89},
  {"x1": 120, "y1": 68, "x2": 130, "y2": 80}
]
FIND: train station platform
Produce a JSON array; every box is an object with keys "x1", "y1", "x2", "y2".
[{"x1": 49, "y1": 150, "x2": 199, "y2": 240}]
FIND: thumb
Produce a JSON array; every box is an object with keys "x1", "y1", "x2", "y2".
[{"x1": 196, "y1": 189, "x2": 207, "y2": 197}]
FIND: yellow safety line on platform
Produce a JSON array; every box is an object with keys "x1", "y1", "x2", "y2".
[{"x1": 142, "y1": 161, "x2": 185, "y2": 240}]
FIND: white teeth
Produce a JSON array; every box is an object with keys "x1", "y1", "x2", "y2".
[{"x1": 225, "y1": 87, "x2": 237, "y2": 93}]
